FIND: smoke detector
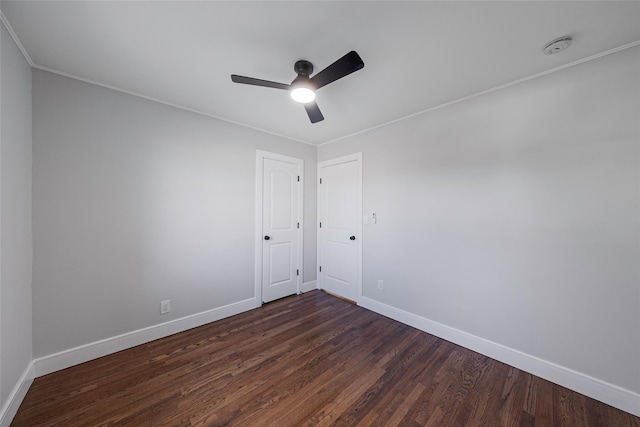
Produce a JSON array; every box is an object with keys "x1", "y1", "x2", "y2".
[{"x1": 543, "y1": 36, "x2": 573, "y2": 55}]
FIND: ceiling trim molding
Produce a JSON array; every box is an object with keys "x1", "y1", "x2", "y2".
[
  {"x1": 0, "y1": 11, "x2": 34, "y2": 67},
  {"x1": 319, "y1": 39, "x2": 640, "y2": 147},
  {"x1": 31, "y1": 64, "x2": 316, "y2": 146}
]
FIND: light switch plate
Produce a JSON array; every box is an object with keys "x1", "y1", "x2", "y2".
[{"x1": 160, "y1": 300, "x2": 170, "y2": 314}]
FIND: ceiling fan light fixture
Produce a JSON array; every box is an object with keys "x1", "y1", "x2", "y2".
[
  {"x1": 290, "y1": 72, "x2": 317, "y2": 104},
  {"x1": 290, "y1": 86, "x2": 316, "y2": 104}
]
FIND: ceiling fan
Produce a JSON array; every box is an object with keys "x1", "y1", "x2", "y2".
[{"x1": 231, "y1": 51, "x2": 364, "y2": 124}]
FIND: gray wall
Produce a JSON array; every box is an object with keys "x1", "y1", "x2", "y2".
[
  {"x1": 0, "y1": 23, "x2": 33, "y2": 407},
  {"x1": 319, "y1": 46, "x2": 640, "y2": 394},
  {"x1": 32, "y1": 70, "x2": 316, "y2": 358}
]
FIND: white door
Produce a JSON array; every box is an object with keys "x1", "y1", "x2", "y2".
[
  {"x1": 318, "y1": 153, "x2": 362, "y2": 303},
  {"x1": 256, "y1": 151, "x2": 303, "y2": 303}
]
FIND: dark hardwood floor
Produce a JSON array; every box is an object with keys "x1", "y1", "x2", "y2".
[{"x1": 12, "y1": 290, "x2": 640, "y2": 426}]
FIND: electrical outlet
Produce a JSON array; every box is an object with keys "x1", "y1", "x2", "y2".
[
  {"x1": 377, "y1": 279, "x2": 384, "y2": 291},
  {"x1": 160, "y1": 300, "x2": 170, "y2": 314}
]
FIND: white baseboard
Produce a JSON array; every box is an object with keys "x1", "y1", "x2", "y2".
[
  {"x1": 33, "y1": 297, "x2": 260, "y2": 377},
  {"x1": 0, "y1": 362, "x2": 34, "y2": 427},
  {"x1": 359, "y1": 296, "x2": 640, "y2": 418},
  {"x1": 300, "y1": 280, "x2": 317, "y2": 293}
]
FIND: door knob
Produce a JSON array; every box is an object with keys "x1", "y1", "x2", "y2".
[
  {"x1": 350, "y1": 236, "x2": 356, "y2": 240},
  {"x1": 264, "y1": 235, "x2": 270, "y2": 240}
]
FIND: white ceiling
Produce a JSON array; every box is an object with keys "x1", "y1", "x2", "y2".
[{"x1": 2, "y1": 1, "x2": 639, "y2": 145}]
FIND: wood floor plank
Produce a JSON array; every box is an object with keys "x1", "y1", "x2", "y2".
[
  {"x1": 11, "y1": 290, "x2": 640, "y2": 426},
  {"x1": 534, "y1": 376, "x2": 555, "y2": 427}
]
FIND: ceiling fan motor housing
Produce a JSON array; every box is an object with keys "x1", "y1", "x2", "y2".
[
  {"x1": 294, "y1": 60, "x2": 314, "y2": 76},
  {"x1": 292, "y1": 60, "x2": 317, "y2": 92}
]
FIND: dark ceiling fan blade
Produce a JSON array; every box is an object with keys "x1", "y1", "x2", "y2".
[
  {"x1": 311, "y1": 51, "x2": 364, "y2": 89},
  {"x1": 231, "y1": 75, "x2": 290, "y2": 90},
  {"x1": 304, "y1": 101, "x2": 324, "y2": 123}
]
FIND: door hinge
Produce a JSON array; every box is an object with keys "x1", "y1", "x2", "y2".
[
  {"x1": 319, "y1": 222, "x2": 322, "y2": 228},
  {"x1": 319, "y1": 266, "x2": 322, "y2": 272},
  {"x1": 320, "y1": 178, "x2": 322, "y2": 184},
  {"x1": 297, "y1": 269, "x2": 299, "y2": 276},
  {"x1": 297, "y1": 222, "x2": 300, "y2": 229},
  {"x1": 297, "y1": 175, "x2": 300, "y2": 182}
]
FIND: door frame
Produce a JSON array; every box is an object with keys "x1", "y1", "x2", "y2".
[
  {"x1": 255, "y1": 150, "x2": 304, "y2": 304},
  {"x1": 317, "y1": 152, "x2": 363, "y2": 304}
]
